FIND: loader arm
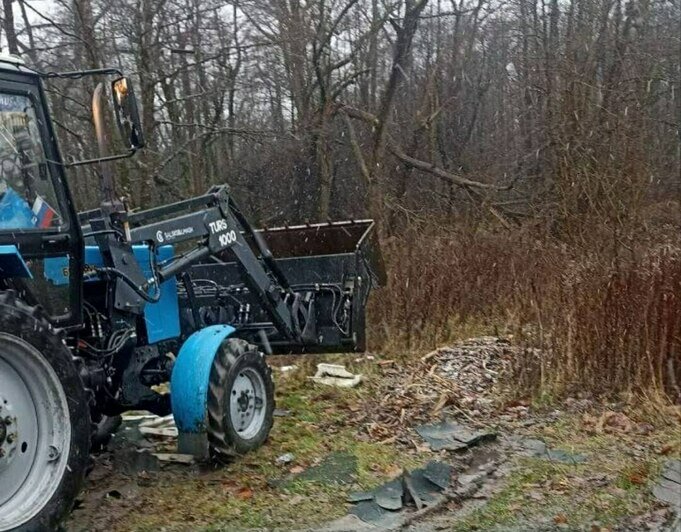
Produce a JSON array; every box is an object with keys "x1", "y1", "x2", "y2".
[{"x1": 82, "y1": 185, "x2": 300, "y2": 343}]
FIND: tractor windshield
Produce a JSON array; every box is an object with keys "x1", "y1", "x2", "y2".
[{"x1": 0, "y1": 92, "x2": 62, "y2": 230}]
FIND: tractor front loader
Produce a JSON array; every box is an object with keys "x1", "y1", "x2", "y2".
[{"x1": 0, "y1": 55, "x2": 384, "y2": 531}]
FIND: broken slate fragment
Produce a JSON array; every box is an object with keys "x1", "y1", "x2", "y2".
[
  {"x1": 347, "y1": 461, "x2": 455, "y2": 527},
  {"x1": 350, "y1": 501, "x2": 390, "y2": 524},
  {"x1": 117, "y1": 448, "x2": 160, "y2": 475},
  {"x1": 546, "y1": 449, "x2": 586, "y2": 465},
  {"x1": 346, "y1": 461, "x2": 455, "y2": 527},
  {"x1": 520, "y1": 438, "x2": 547, "y2": 456},
  {"x1": 321, "y1": 514, "x2": 379, "y2": 531},
  {"x1": 458, "y1": 473, "x2": 485, "y2": 486},
  {"x1": 403, "y1": 469, "x2": 439, "y2": 509},
  {"x1": 416, "y1": 420, "x2": 496, "y2": 451},
  {"x1": 346, "y1": 491, "x2": 374, "y2": 503},
  {"x1": 520, "y1": 439, "x2": 586, "y2": 465},
  {"x1": 151, "y1": 453, "x2": 195, "y2": 465},
  {"x1": 652, "y1": 459, "x2": 681, "y2": 511},
  {"x1": 456, "y1": 471, "x2": 486, "y2": 498},
  {"x1": 422, "y1": 460, "x2": 454, "y2": 490},
  {"x1": 661, "y1": 459, "x2": 681, "y2": 485},
  {"x1": 309, "y1": 363, "x2": 363, "y2": 388},
  {"x1": 652, "y1": 479, "x2": 681, "y2": 510},
  {"x1": 374, "y1": 478, "x2": 404, "y2": 511}
]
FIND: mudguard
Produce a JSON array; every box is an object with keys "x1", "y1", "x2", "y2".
[{"x1": 170, "y1": 325, "x2": 236, "y2": 446}]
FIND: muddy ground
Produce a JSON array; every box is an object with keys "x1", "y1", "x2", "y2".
[{"x1": 65, "y1": 338, "x2": 681, "y2": 531}]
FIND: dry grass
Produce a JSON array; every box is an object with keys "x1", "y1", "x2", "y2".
[
  {"x1": 369, "y1": 225, "x2": 556, "y2": 351},
  {"x1": 368, "y1": 220, "x2": 681, "y2": 401},
  {"x1": 519, "y1": 243, "x2": 681, "y2": 399}
]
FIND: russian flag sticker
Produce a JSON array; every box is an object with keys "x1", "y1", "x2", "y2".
[{"x1": 32, "y1": 196, "x2": 57, "y2": 228}]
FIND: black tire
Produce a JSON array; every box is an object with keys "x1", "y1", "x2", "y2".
[
  {"x1": 207, "y1": 338, "x2": 275, "y2": 462},
  {"x1": 0, "y1": 291, "x2": 90, "y2": 532}
]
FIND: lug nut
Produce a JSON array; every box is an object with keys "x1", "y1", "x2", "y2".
[{"x1": 47, "y1": 445, "x2": 61, "y2": 461}]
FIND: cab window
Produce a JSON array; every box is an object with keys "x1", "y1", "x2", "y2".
[{"x1": 0, "y1": 92, "x2": 62, "y2": 230}]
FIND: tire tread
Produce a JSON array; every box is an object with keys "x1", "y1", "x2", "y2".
[{"x1": 206, "y1": 339, "x2": 274, "y2": 463}]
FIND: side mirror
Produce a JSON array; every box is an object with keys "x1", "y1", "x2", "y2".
[{"x1": 111, "y1": 77, "x2": 145, "y2": 150}]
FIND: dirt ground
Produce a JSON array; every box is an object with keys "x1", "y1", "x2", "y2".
[{"x1": 65, "y1": 339, "x2": 681, "y2": 531}]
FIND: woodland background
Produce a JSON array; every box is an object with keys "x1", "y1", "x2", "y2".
[{"x1": 1, "y1": 0, "x2": 680, "y2": 400}]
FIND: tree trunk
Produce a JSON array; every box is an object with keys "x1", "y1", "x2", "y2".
[{"x1": 2, "y1": 0, "x2": 19, "y2": 55}]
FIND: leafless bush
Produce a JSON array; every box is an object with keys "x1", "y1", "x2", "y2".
[
  {"x1": 370, "y1": 221, "x2": 681, "y2": 401},
  {"x1": 369, "y1": 223, "x2": 556, "y2": 350},
  {"x1": 522, "y1": 243, "x2": 681, "y2": 400}
]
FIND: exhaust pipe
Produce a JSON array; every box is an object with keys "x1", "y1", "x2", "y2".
[{"x1": 92, "y1": 82, "x2": 116, "y2": 204}]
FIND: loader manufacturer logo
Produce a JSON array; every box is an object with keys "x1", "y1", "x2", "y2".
[{"x1": 156, "y1": 227, "x2": 194, "y2": 243}]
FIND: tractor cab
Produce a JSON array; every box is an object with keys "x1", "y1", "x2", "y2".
[{"x1": 0, "y1": 55, "x2": 83, "y2": 325}]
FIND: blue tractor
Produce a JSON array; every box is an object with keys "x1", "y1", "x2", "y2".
[{"x1": 0, "y1": 55, "x2": 384, "y2": 531}]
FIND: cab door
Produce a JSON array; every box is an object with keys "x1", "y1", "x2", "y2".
[{"x1": 0, "y1": 70, "x2": 83, "y2": 327}]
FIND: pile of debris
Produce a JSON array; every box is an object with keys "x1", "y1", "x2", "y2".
[
  {"x1": 96, "y1": 414, "x2": 195, "y2": 474},
  {"x1": 356, "y1": 337, "x2": 518, "y2": 443},
  {"x1": 431, "y1": 336, "x2": 514, "y2": 405}
]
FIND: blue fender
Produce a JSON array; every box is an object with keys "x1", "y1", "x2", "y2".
[{"x1": 170, "y1": 324, "x2": 236, "y2": 433}]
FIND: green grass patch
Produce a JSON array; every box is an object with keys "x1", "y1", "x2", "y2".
[
  {"x1": 452, "y1": 413, "x2": 679, "y2": 531},
  {"x1": 107, "y1": 364, "x2": 426, "y2": 531}
]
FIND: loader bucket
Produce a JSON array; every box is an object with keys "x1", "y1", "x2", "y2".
[
  {"x1": 187, "y1": 220, "x2": 385, "y2": 353},
  {"x1": 252, "y1": 219, "x2": 385, "y2": 285}
]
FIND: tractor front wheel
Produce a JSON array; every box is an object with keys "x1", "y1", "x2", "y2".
[
  {"x1": 207, "y1": 339, "x2": 274, "y2": 462},
  {"x1": 0, "y1": 293, "x2": 90, "y2": 532}
]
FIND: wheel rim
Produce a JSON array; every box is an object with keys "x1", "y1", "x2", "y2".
[
  {"x1": 0, "y1": 333, "x2": 71, "y2": 530},
  {"x1": 229, "y1": 366, "x2": 266, "y2": 440}
]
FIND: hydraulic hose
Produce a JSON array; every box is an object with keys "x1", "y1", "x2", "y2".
[{"x1": 91, "y1": 266, "x2": 161, "y2": 303}]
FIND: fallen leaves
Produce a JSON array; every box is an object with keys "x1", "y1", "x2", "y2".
[
  {"x1": 659, "y1": 443, "x2": 676, "y2": 455},
  {"x1": 553, "y1": 513, "x2": 568, "y2": 524},
  {"x1": 236, "y1": 487, "x2": 254, "y2": 500},
  {"x1": 626, "y1": 472, "x2": 647, "y2": 486},
  {"x1": 582, "y1": 410, "x2": 652, "y2": 436},
  {"x1": 596, "y1": 411, "x2": 633, "y2": 433}
]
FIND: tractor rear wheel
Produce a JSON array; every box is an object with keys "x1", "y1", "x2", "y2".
[
  {"x1": 0, "y1": 293, "x2": 90, "y2": 532},
  {"x1": 207, "y1": 339, "x2": 274, "y2": 461}
]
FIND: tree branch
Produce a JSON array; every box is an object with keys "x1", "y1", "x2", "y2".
[{"x1": 340, "y1": 105, "x2": 510, "y2": 191}]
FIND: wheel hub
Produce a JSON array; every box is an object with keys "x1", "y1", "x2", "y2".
[
  {"x1": 0, "y1": 397, "x2": 18, "y2": 472},
  {"x1": 0, "y1": 333, "x2": 72, "y2": 530},
  {"x1": 229, "y1": 368, "x2": 266, "y2": 438},
  {"x1": 237, "y1": 390, "x2": 251, "y2": 412}
]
